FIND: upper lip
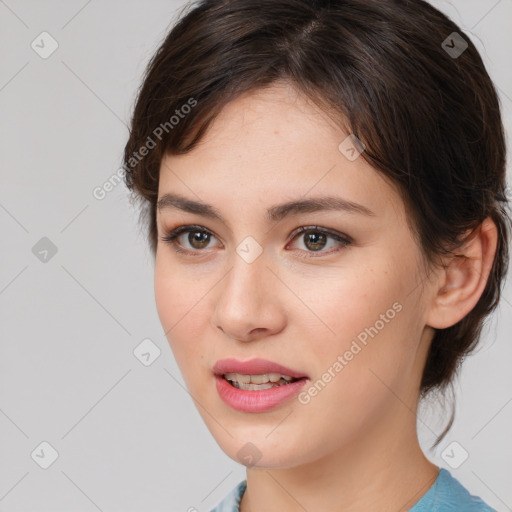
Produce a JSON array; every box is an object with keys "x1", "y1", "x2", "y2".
[{"x1": 213, "y1": 358, "x2": 308, "y2": 379}]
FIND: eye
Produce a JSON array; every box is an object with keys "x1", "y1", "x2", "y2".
[
  {"x1": 159, "y1": 225, "x2": 220, "y2": 255},
  {"x1": 287, "y1": 226, "x2": 352, "y2": 257},
  {"x1": 160, "y1": 224, "x2": 351, "y2": 258}
]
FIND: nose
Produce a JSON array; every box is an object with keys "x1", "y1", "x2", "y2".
[{"x1": 211, "y1": 251, "x2": 287, "y2": 342}]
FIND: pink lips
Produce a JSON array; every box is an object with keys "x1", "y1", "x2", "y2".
[
  {"x1": 213, "y1": 358, "x2": 309, "y2": 413},
  {"x1": 213, "y1": 358, "x2": 308, "y2": 379}
]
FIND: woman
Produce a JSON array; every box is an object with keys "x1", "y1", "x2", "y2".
[{"x1": 123, "y1": 0, "x2": 509, "y2": 510}]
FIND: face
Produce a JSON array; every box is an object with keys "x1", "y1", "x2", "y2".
[{"x1": 154, "y1": 82, "x2": 436, "y2": 469}]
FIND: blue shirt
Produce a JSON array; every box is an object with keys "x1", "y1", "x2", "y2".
[{"x1": 209, "y1": 468, "x2": 496, "y2": 511}]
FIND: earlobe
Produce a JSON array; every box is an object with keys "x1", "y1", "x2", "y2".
[{"x1": 426, "y1": 218, "x2": 498, "y2": 329}]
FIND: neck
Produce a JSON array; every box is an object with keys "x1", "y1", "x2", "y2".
[{"x1": 239, "y1": 409, "x2": 438, "y2": 512}]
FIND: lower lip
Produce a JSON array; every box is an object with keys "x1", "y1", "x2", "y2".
[{"x1": 215, "y1": 375, "x2": 308, "y2": 412}]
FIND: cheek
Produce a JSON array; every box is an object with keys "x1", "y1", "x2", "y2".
[
  {"x1": 299, "y1": 260, "x2": 420, "y2": 395},
  {"x1": 298, "y1": 262, "x2": 405, "y2": 349},
  {"x1": 154, "y1": 253, "x2": 206, "y2": 329},
  {"x1": 154, "y1": 260, "x2": 206, "y2": 370}
]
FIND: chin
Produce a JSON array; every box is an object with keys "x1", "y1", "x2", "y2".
[{"x1": 208, "y1": 427, "x2": 308, "y2": 470}]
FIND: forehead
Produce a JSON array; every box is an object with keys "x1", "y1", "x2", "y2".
[{"x1": 157, "y1": 83, "x2": 403, "y2": 223}]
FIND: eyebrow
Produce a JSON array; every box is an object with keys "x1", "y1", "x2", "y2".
[{"x1": 156, "y1": 193, "x2": 375, "y2": 224}]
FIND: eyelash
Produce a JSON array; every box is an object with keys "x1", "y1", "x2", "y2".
[{"x1": 159, "y1": 224, "x2": 352, "y2": 258}]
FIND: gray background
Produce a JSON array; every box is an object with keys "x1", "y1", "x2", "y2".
[{"x1": 0, "y1": 1, "x2": 511, "y2": 511}]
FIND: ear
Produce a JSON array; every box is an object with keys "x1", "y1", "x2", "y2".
[{"x1": 426, "y1": 217, "x2": 498, "y2": 329}]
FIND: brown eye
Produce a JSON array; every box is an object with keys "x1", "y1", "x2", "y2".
[
  {"x1": 160, "y1": 224, "x2": 351, "y2": 258},
  {"x1": 187, "y1": 231, "x2": 211, "y2": 249},
  {"x1": 303, "y1": 231, "x2": 328, "y2": 251},
  {"x1": 160, "y1": 225, "x2": 220, "y2": 254},
  {"x1": 288, "y1": 226, "x2": 352, "y2": 257}
]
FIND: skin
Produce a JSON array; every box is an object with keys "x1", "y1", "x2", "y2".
[{"x1": 154, "y1": 81, "x2": 497, "y2": 512}]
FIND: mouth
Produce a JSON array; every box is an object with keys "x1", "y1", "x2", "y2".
[
  {"x1": 222, "y1": 372, "x2": 305, "y2": 391},
  {"x1": 212, "y1": 358, "x2": 309, "y2": 412},
  {"x1": 213, "y1": 357, "x2": 308, "y2": 383}
]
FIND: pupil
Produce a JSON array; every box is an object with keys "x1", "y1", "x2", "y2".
[
  {"x1": 189, "y1": 231, "x2": 209, "y2": 249},
  {"x1": 305, "y1": 232, "x2": 326, "y2": 251}
]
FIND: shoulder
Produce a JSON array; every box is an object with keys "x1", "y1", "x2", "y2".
[
  {"x1": 208, "y1": 480, "x2": 247, "y2": 512},
  {"x1": 411, "y1": 468, "x2": 496, "y2": 512}
]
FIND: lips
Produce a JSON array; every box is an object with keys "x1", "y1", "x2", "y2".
[
  {"x1": 213, "y1": 358, "x2": 309, "y2": 379},
  {"x1": 213, "y1": 358, "x2": 309, "y2": 412}
]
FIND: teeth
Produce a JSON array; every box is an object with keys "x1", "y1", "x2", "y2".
[
  {"x1": 224, "y1": 372, "x2": 251, "y2": 383},
  {"x1": 223, "y1": 372, "x2": 297, "y2": 386},
  {"x1": 232, "y1": 382, "x2": 277, "y2": 391},
  {"x1": 251, "y1": 373, "x2": 276, "y2": 384}
]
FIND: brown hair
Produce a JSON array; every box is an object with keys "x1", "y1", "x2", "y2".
[{"x1": 123, "y1": 0, "x2": 510, "y2": 437}]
